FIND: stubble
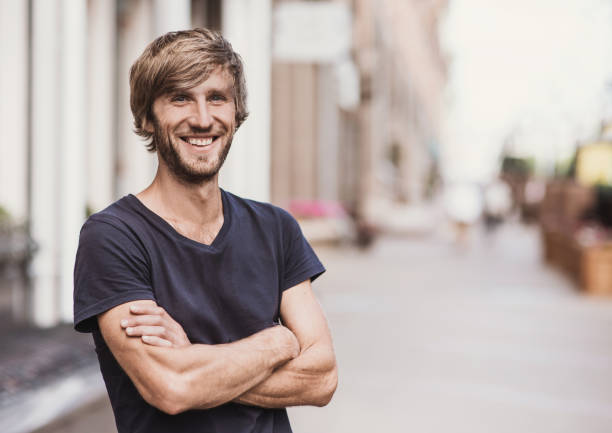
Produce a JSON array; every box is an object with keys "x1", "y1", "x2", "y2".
[{"x1": 152, "y1": 117, "x2": 233, "y2": 185}]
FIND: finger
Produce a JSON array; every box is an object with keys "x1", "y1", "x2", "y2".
[
  {"x1": 121, "y1": 315, "x2": 163, "y2": 328},
  {"x1": 141, "y1": 335, "x2": 172, "y2": 347},
  {"x1": 125, "y1": 325, "x2": 167, "y2": 337},
  {"x1": 130, "y1": 304, "x2": 165, "y2": 315}
]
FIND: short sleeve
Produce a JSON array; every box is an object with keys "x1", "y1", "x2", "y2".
[
  {"x1": 73, "y1": 217, "x2": 155, "y2": 333},
  {"x1": 280, "y1": 210, "x2": 325, "y2": 291}
]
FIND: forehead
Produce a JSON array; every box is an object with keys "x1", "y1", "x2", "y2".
[
  {"x1": 173, "y1": 67, "x2": 235, "y2": 95},
  {"x1": 201, "y1": 68, "x2": 234, "y2": 90}
]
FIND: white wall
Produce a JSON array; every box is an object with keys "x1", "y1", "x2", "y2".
[{"x1": 221, "y1": 0, "x2": 272, "y2": 202}]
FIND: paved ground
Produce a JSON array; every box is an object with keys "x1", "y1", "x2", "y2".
[
  {"x1": 19, "y1": 222, "x2": 612, "y2": 432},
  {"x1": 0, "y1": 321, "x2": 106, "y2": 433},
  {"x1": 0, "y1": 321, "x2": 97, "y2": 407},
  {"x1": 291, "y1": 222, "x2": 612, "y2": 433}
]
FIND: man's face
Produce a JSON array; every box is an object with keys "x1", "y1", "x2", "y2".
[{"x1": 148, "y1": 68, "x2": 237, "y2": 184}]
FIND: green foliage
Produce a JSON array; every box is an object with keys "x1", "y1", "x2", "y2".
[
  {"x1": 501, "y1": 156, "x2": 535, "y2": 177},
  {"x1": 0, "y1": 204, "x2": 10, "y2": 224},
  {"x1": 555, "y1": 156, "x2": 575, "y2": 179}
]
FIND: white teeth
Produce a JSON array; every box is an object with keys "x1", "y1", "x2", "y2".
[{"x1": 187, "y1": 137, "x2": 213, "y2": 146}]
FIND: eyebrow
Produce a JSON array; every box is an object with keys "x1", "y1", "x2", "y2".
[
  {"x1": 206, "y1": 85, "x2": 234, "y2": 97},
  {"x1": 169, "y1": 82, "x2": 234, "y2": 96}
]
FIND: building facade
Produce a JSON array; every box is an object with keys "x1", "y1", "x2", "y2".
[{"x1": 0, "y1": 0, "x2": 447, "y2": 327}]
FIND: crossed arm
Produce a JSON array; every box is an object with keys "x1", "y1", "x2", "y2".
[{"x1": 98, "y1": 280, "x2": 337, "y2": 414}]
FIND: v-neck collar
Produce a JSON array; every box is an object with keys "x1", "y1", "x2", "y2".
[{"x1": 127, "y1": 189, "x2": 232, "y2": 250}]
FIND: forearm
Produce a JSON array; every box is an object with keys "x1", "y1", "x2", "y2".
[
  {"x1": 234, "y1": 341, "x2": 337, "y2": 408},
  {"x1": 103, "y1": 315, "x2": 298, "y2": 414},
  {"x1": 160, "y1": 327, "x2": 296, "y2": 411}
]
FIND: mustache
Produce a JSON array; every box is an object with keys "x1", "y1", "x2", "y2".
[{"x1": 175, "y1": 126, "x2": 227, "y2": 136}]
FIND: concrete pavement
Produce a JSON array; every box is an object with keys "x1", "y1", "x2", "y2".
[{"x1": 290, "y1": 222, "x2": 612, "y2": 432}]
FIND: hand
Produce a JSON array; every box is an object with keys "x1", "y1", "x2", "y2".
[
  {"x1": 120, "y1": 303, "x2": 190, "y2": 348},
  {"x1": 270, "y1": 325, "x2": 300, "y2": 360}
]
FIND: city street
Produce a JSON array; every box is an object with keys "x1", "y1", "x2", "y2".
[
  {"x1": 3, "y1": 2, "x2": 611, "y2": 433},
  {"x1": 38, "y1": 222, "x2": 612, "y2": 433}
]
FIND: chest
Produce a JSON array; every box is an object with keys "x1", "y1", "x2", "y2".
[
  {"x1": 166, "y1": 216, "x2": 224, "y2": 245},
  {"x1": 148, "y1": 240, "x2": 282, "y2": 344}
]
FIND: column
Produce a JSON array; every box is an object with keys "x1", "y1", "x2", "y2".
[
  {"x1": 291, "y1": 64, "x2": 318, "y2": 200},
  {"x1": 0, "y1": 0, "x2": 29, "y2": 224},
  {"x1": 317, "y1": 65, "x2": 340, "y2": 201},
  {"x1": 221, "y1": 0, "x2": 272, "y2": 202},
  {"x1": 87, "y1": 0, "x2": 116, "y2": 212},
  {"x1": 0, "y1": 0, "x2": 29, "y2": 322},
  {"x1": 116, "y1": 0, "x2": 157, "y2": 197},
  {"x1": 58, "y1": 0, "x2": 88, "y2": 323},
  {"x1": 30, "y1": 0, "x2": 60, "y2": 327}
]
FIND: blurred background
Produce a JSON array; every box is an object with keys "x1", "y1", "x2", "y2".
[{"x1": 2, "y1": 0, "x2": 612, "y2": 432}]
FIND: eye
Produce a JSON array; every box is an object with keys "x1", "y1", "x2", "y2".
[
  {"x1": 209, "y1": 93, "x2": 227, "y2": 103},
  {"x1": 171, "y1": 94, "x2": 189, "y2": 103}
]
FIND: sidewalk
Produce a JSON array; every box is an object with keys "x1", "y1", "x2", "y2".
[
  {"x1": 290, "y1": 222, "x2": 612, "y2": 432},
  {"x1": 0, "y1": 319, "x2": 107, "y2": 433}
]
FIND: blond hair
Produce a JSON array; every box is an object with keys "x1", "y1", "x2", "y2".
[{"x1": 129, "y1": 28, "x2": 248, "y2": 151}]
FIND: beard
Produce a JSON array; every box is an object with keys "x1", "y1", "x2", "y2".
[{"x1": 152, "y1": 117, "x2": 233, "y2": 185}]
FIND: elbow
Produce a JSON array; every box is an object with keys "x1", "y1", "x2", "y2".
[
  {"x1": 141, "y1": 372, "x2": 191, "y2": 415},
  {"x1": 156, "y1": 399, "x2": 186, "y2": 416},
  {"x1": 147, "y1": 372, "x2": 224, "y2": 413},
  {"x1": 313, "y1": 365, "x2": 338, "y2": 407},
  {"x1": 155, "y1": 394, "x2": 188, "y2": 416}
]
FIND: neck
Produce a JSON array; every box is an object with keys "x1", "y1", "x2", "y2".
[{"x1": 137, "y1": 160, "x2": 222, "y2": 227}]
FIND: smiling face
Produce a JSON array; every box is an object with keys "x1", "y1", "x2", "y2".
[{"x1": 147, "y1": 68, "x2": 237, "y2": 184}]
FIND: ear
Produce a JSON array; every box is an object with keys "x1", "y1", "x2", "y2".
[{"x1": 142, "y1": 116, "x2": 154, "y2": 134}]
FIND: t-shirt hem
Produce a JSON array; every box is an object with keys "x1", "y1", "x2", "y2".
[
  {"x1": 282, "y1": 265, "x2": 326, "y2": 292},
  {"x1": 74, "y1": 290, "x2": 156, "y2": 333}
]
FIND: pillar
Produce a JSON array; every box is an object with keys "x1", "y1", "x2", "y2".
[
  {"x1": 221, "y1": 0, "x2": 272, "y2": 202},
  {"x1": 87, "y1": 0, "x2": 117, "y2": 212},
  {"x1": 30, "y1": 0, "x2": 60, "y2": 327},
  {"x1": 0, "y1": 0, "x2": 29, "y2": 224},
  {"x1": 58, "y1": 0, "x2": 88, "y2": 322}
]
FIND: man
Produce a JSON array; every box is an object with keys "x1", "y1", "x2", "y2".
[{"x1": 73, "y1": 28, "x2": 337, "y2": 433}]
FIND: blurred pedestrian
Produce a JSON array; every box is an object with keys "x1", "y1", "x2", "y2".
[
  {"x1": 73, "y1": 28, "x2": 337, "y2": 433},
  {"x1": 483, "y1": 179, "x2": 513, "y2": 233},
  {"x1": 444, "y1": 182, "x2": 483, "y2": 247}
]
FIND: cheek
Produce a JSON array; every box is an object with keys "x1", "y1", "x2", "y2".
[
  {"x1": 219, "y1": 104, "x2": 237, "y2": 124},
  {"x1": 221, "y1": 112, "x2": 236, "y2": 131},
  {"x1": 155, "y1": 105, "x2": 187, "y2": 126}
]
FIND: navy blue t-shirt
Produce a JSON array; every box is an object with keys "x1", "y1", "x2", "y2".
[{"x1": 73, "y1": 189, "x2": 325, "y2": 433}]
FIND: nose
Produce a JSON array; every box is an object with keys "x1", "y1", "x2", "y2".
[{"x1": 189, "y1": 99, "x2": 213, "y2": 130}]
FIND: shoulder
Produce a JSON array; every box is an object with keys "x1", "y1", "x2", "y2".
[
  {"x1": 78, "y1": 196, "x2": 148, "y2": 249},
  {"x1": 87, "y1": 195, "x2": 143, "y2": 226},
  {"x1": 223, "y1": 190, "x2": 297, "y2": 228}
]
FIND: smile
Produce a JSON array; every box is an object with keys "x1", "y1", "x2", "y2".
[{"x1": 181, "y1": 136, "x2": 217, "y2": 147}]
